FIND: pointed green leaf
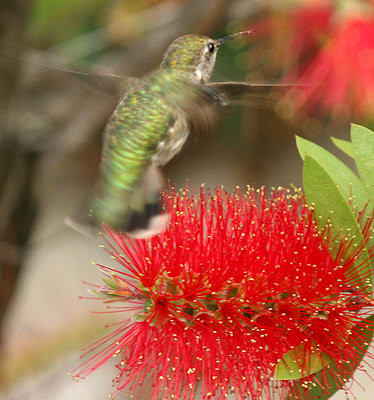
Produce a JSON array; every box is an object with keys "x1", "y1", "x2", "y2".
[
  {"x1": 296, "y1": 136, "x2": 368, "y2": 210},
  {"x1": 331, "y1": 137, "x2": 354, "y2": 158},
  {"x1": 351, "y1": 123, "x2": 374, "y2": 201},
  {"x1": 275, "y1": 343, "x2": 332, "y2": 380},
  {"x1": 288, "y1": 315, "x2": 374, "y2": 400},
  {"x1": 303, "y1": 155, "x2": 372, "y2": 289}
]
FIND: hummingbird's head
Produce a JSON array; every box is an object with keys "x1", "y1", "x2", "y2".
[{"x1": 160, "y1": 31, "x2": 252, "y2": 83}]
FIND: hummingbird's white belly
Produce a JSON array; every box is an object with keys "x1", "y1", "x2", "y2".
[{"x1": 152, "y1": 110, "x2": 189, "y2": 166}]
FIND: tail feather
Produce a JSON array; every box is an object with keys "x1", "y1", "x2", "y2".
[
  {"x1": 65, "y1": 162, "x2": 168, "y2": 238},
  {"x1": 126, "y1": 210, "x2": 169, "y2": 239}
]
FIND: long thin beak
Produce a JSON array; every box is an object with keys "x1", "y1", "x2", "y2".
[{"x1": 216, "y1": 30, "x2": 254, "y2": 46}]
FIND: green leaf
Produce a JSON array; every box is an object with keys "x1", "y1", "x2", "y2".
[
  {"x1": 275, "y1": 343, "x2": 332, "y2": 380},
  {"x1": 296, "y1": 136, "x2": 368, "y2": 211},
  {"x1": 351, "y1": 123, "x2": 374, "y2": 201},
  {"x1": 303, "y1": 156, "x2": 372, "y2": 289},
  {"x1": 331, "y1": 137, "x2": 354, "y2": 158},
  {"x1": 295, "y1": 129, "x2": 374, "y2": 400},
  {"x1": 288, "y1": 315, "x2": 374, "y2": 400}
]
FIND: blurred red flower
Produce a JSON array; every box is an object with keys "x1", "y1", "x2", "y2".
[
  {"x1": 73, "y1": 186, "x2": 374, "y2": 399},
  {"x1": 282, "y1": 3, "x2": 333, "y2": 68},
  {"x1": 282, "y1": 12, "x2": 374, "y2": 120}
]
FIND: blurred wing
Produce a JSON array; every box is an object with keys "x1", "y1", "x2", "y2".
[
  {"x1": 180, "y1": 84, "x2": 229, "y2": 138},
  {"x1": 207, "y1": 81, "x2": 322, "y2": 107},
  {"x1": 185, "y1": 81, "x2": 280, "y2": 138},
  {"x1": 52, "y1": 67, "x2": 137, "y2": 98},
  {"x1": 207, "y1": 81, "x2": 278, "y2": 107},
  {"x1": 77, "y1": 72, "x2": 137, "y2": 97},
  {"x1": 12, "y1": 49, "x2": 136, "y2": 97}
]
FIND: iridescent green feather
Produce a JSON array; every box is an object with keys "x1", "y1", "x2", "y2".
[
  {"x1": 160, "y1": 35, "x2": 208, "y2": 73},
  {"x1": 92, "y1": 69, "x2": 200, "y2": 230}
]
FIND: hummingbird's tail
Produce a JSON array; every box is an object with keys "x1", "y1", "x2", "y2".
[
  {"x1": 65, "y1": 162, "x2": 168, "y2": 239},
  {"x1": 125, "y1": 202, "x2": 169, "y2": 239},
  {"x1": 121, "y1": 162, "x2": 169, "y2": 238}
]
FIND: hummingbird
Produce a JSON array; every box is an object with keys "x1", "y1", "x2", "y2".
[{"x1": 87, "y1": 30, "x2": 254, "y2": 238}]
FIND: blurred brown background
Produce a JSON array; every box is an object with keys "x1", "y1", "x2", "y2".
[{"x1": 1, "y1": 0, "x2": 373, "y2": 399}]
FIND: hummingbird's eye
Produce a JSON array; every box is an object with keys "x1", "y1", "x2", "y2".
[{"x1": 207, "y1": 42, "x2": 215, "y2": 53}]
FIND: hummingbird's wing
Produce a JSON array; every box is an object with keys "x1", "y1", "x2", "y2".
[
  {"x1": 12, "y1": 49, "x2": 138, "y2": 97},
  {"x1": 207, "y1": 81, "x2": 322, "y2": 108},
  {"x1": 186, "y1": 81, "x2": 315, "y2": 138},
  {"x1": 173, "y1": 83, "x2": 229, "y2": 139},
  {"x1": 184, "y1": 81, "x2": 279, "y2": 138},
  {"x1": 207, "y1": 81, "x2": 279, "y2": 107}
]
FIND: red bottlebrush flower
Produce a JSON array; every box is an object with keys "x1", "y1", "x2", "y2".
[
  {"x1": 243, "y1": 3, "x2": 333, "y2": 85},
  {"x1": 281, "y1": 3, "x2": 333, "y2": 70},
  {"x1": 73, "y1": 186, "x2": 374, "y2": 400},
  {"x1": 282, "y1": 13, "x2": 374, "y2": 120}
]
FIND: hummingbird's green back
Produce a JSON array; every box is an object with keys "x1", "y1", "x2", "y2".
[{"x1": 93, "y1": 69, "x2": 200, "y2": 231}]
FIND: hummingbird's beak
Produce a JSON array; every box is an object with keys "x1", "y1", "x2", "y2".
[{"x1": 216, "y1": 30, "x2": 254, "y2": 46}]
